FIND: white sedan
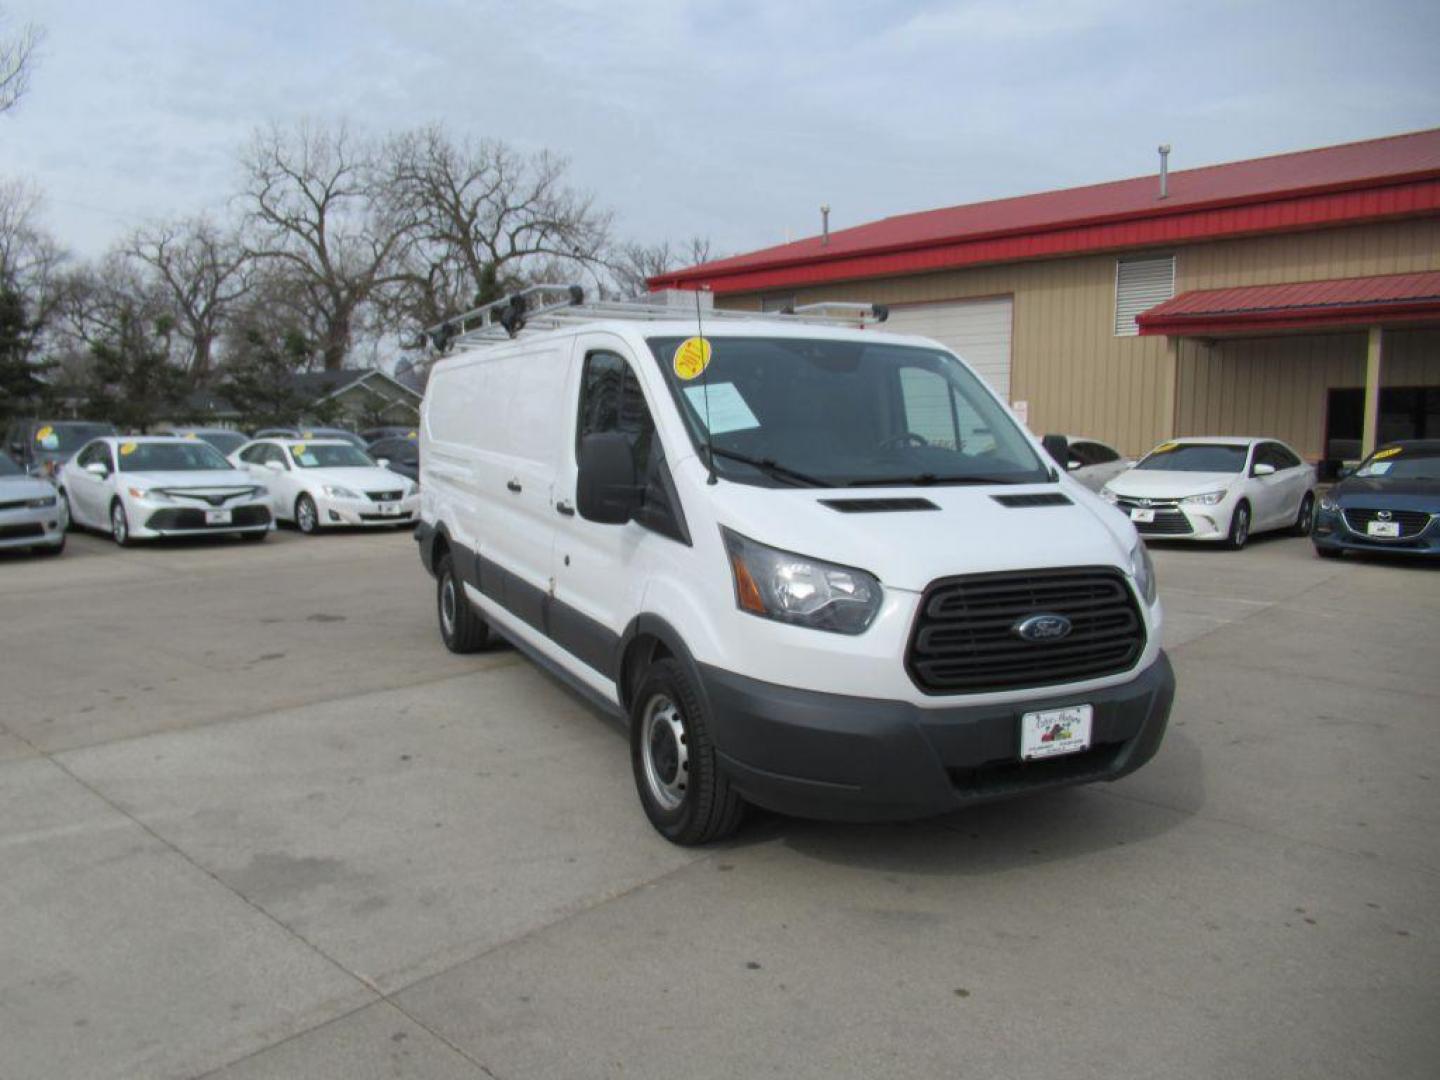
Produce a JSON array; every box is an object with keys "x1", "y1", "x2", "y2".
[
  {"x1": 231, "y1": 438, "x2": 419, "y2": 534},
  {"x1": 1101, "y1": 436, "x2": 1316, "y2": 549},
  {"x1": 58, "y1": 436, "x2": 273, "y2": 545}
]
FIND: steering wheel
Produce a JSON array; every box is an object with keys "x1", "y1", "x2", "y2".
[{"x1": 877, "y1": 431, "x2": 930, "y2": 450}]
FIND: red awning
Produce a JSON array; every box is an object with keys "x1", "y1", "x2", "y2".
[{"x1": 1135, "y1": 270, "x2": 1440, "y2": 336}]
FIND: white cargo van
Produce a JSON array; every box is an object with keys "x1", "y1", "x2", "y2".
[{"x1": 416, "y1": 287, "x2": 1174, "y2": 844}]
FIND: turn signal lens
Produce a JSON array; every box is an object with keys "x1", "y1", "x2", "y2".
[{"x1": 730, "y1": 554, "x2": 766, "y2": 614}]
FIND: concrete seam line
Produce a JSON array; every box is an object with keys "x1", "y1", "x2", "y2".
[{"x1": 1164, "y1": 564, "x2": 1348, "y2": 655}]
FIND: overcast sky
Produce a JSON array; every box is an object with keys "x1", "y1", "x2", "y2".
[{"x1": 3, "y1": 0, "x2": 1438, "y2": 260}]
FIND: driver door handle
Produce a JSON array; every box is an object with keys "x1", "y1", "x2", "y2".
[
  {"x1": 506, "y1": 479, "x2": 522, "y2": 493},
  {"x1": 555, "y1": 501, "x2": 575, "y2": 517}
]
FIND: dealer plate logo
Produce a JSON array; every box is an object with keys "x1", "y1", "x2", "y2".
[{"x1": 1013, "y1": 613, "x2": 1073, "y2": 643}]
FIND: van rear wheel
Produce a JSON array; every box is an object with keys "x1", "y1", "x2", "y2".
[
  {"x1": 631, "y1": 658, "x2": 744, "y2": 845},
  {"x1": 436, "y1": 553, "x2": 490, "y2": 653}
]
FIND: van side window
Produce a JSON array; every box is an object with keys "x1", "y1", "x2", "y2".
[{"x1": 579, "y1": 351, "x2": 653, "y2": 475}]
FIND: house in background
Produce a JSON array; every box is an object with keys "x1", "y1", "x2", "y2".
[
  {"x1": 651, "y1": 128, "x2": 1440, "y2": 471},
  {"x1": 178, "y1": 368, "x2": 422, "y2": 431}
]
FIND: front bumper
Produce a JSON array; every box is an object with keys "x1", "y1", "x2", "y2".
[
  {"x1": 316, "y1": 493, "x2": 420, "y2": 527},
  {"x1": 702, "y1": 651, "x2": 1175, "y2": 822},
  {"x1": 0, "y1": 504, "x2": 65, "y2": 549},
  {"x1": 135, "y1": 501, "x2": 272, "y2": 537},
  {"x1": 1313, "y1": 507, "x2": 1440, "y2": 556},
  {"x1": 1113, "y1": 499, "x2": 1233, "y2": 541}
]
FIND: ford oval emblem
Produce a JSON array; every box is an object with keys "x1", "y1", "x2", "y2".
[{"x1": 1013, "y1": 613, "x2": 1073, "y2": 643}]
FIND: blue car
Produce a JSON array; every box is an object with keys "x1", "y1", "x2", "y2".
[{"x1": 1313, "y1": 440, "x2": 1440, "y2": 559}]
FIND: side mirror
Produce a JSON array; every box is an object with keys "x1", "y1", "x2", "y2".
[
  {"x1": 84, "y1": 462, "x2": 109, "y2": 478},
  {"x1": 1253, "y1": 462, "x2": 1276, "y2": 477},
  {"x1": 577, "y1": 432, "x2": 640, "y2": 525},
  {"x1": 1041, "y1": 433, "x2": 1068, "y2": 466},
  {"x1": 1066, "y1": 459, "x2": 1082, "y2": 471},
  {"x1": 263, "y1": 459, "x2": 284, "y2": 472},
  {"x1": 1337, "y1": 465, "x2": 1354, "y2": 479},
  {"x1": 376, "y1": 458, "x2": 391, "y2": 468}
]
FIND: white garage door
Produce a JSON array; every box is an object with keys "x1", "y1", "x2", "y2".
[{"x1": 881, "y1": 297, "x2": 1013, "y2": 401}]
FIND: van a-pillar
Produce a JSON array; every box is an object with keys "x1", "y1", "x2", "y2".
[{"x1": 1361, "y1": 326, "x2": 1384, "y2": 458}]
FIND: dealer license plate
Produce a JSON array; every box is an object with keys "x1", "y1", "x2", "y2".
[
  {"x1": 205, "y1": 509, "x2": 232, "y2": 525},
  {"x1": 1129, "y1": 508, "x2": 1155, "y2": 523},
  {"x1": 1020, "y1": 704, "x2": 1094, "y2": 760},
  {"x1": 378, "y1": 503, "x2": 400, "y2": 516},
  {"x1": 1366, "y1": 520, "x2": 1400, "y2": 538}
]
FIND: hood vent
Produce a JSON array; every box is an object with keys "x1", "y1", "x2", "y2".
[
  {"x1": 819, "y1": 497, "x2": 940, "y2": 513},
  {"x1": 991, "y1": 493, "x2": 1073, "y2": 508}
]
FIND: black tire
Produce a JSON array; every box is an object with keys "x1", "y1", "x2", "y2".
[
  {"x1": 630, "y1": 658, "x2": 745, "y2": 845},
  {"x1": 295, "y1": 494, "x2": 319, "y2": 535},
  {"x1": 58, "y1": 489, "x2": 73, "y2": 532},
  {"x1": 110, "y1": 500, "x2": 132, "y2": 547},
  {"x1": 1224, "y1": 500, "x2": 1251, "y2": 551},
  {"x1": 240, "y1": 529, "x2": 268, "y2": 542},
  {"x1": 1290, "y1": 492, "x2": 1315, "y2": 537},
  {"x1": 1314, "y1": 544, "x2": 1343, "y2": 560},
  {"x1": 436, "y1": 553, "x2": 490, "y2": 653}
]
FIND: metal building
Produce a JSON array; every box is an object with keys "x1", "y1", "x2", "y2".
[{"x1": 649, "y1": 129, "x2": 1440, "y2": 469}]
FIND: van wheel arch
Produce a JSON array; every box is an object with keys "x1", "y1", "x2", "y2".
[
  {"x1": 426, "y1": 527, "x2": 451, "y2": 579},
  {"x1": 617, "y1": 616, "x2": 701, "y2": 717}
]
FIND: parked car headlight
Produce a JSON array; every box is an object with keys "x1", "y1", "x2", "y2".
[
  {"x1": 722, "y1": 528, "x2": 882, "y2": 635},
  {"x1": 323, "y1": 484, "x2": 363, "y2": 500},
  {"x1": 126, "y1": 487, "x2": 172, "y2": 503},
  {"x1": 1100, "y1": 487, "x2": 1119, "y2": 504},
  {"x1": 1181, "y1": 489, "x2": 1227, "y2": 506},
  {"x1": 1319, "y1": 494, "x2": 1338, "y2": 512},
  {"x1": 1128, "y1": 541, "x2": 1157, "y2": 606},
  {"x1": 25, "y1": 494, "x2": 58, "y2": 508}
]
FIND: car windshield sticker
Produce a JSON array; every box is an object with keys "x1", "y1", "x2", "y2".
[
  {"x1": 35, "y1": 425, "x2": 57, "y2": 449},
  {"x1": 119, "y1": 441, "x2": 137, "y2": 455},
  {"x1": 1152, "y1": 441, "x2": 1179, "y2": 454},
  {"x1": 672, "y1": 337, "x2": 712, "y2": 380},
  {"x1": 302, "y1": 430, "x2": 315, "y2": 438},
  {"x1": 292, "y1": 442, "x2": 306, "y2": 455},
  {"x1": 297, "y1": 451, "x2": 319, "y2": 466},
  {"x1": 1362, "y1": 461, "x2": 1393, "y2": 476},
  {"x1": 683, "y1": 382, "x2": 760, "y2": 434},
  {"x1": 1372, "y1": 447, "x2": 1402, "y2": 460},
  {"x1": 183, "y1": 432, "x2": 198, "y2": 439},
  {"x1": 407, "y1": 430, "x2": 417, "y2": 438}
]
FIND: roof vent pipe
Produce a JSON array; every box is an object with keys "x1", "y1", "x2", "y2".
[
  {"x1": 1158, "y1": 144, "x2": 1171, "y2": 199},
  {"x1": 820, "y1": 204, "x2": 831, "y2": 245}
]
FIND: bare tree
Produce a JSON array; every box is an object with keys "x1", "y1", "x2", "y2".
[
  {"x1": 382, "y1": 126, "x2": 612, "y2": 327},
  {"x1": 608, "y1": 236, "x2": 715, "y2": 299},
  {"x1": 0, "y1": 179, "x2": 68, "y2": 416},
  {"x1": 239, "y1": 121, "x2": 412, "y2": 370},
  {"x1": 126, "y1": 216, "x2": 251, "y2": 386},
  {"x1": 0, "y1": 9, "x2": 42, "y2": 115}
]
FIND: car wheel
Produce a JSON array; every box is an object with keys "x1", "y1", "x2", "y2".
[
  {"x1": 58, "y1": 489, "x2": 72, "y2": 531},
  {"x1": 110, "y1": 500, "x2": 132, "y2": 547},
  {"x1": 1314, "y1": 544, "x2": 1343, "y2": 560},
  {"x1": 1224, "y1": 500, "x2": 1250, "y2": 550},
  {"x1": 1290, "y1": 492, "x2": 1315, "y2": 537},
  {"x1": 436, "y1": 552, "x2": 490, "y2": 652},
  {"x1": 295, "y1": 494, "x2": 319, "y2": 535},
  {"x1": 630, "y1": 658, "x2": 745, "y2": 846}
]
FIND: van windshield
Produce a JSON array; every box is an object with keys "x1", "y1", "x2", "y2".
[{"x1": 646, "y1": 336, "x2": 1048, "y2": 487}]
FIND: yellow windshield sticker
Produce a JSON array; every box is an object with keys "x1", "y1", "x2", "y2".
[
  {"x1": 672, "y1": 337, "x2": 713, "y2": 381},
  {"x1": 35, "y1": 425, "x2": 53, "y2": 441},
  {"x1": 302, "y1": 430, "x2": 314, "y2": 438},
  {"x1": 292, "y1": 442, "x2": 306, "y2": 455},
  {"x1": 407, "y1": 430, "x2": 417, "y2": 439},
  {"x1": 1372, "y1": 446, "x2": 1402, "y2": 460},
  {"x1": 119, "y1": 441, "x2": 137, "y2": 455},
  {"x1": 1152, "y1": 441, "x2": 1179, "y2": 454},
  {"x1": 183, "y1": 432, "x2": 198, "y2": 439}
]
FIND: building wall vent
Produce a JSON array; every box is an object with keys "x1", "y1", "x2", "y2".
[{"x1": 1114, "y1": 255, "x2": 1175, "y2": 336}]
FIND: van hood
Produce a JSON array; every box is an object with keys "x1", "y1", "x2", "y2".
[
  {"x1": 705, "y1": 476, "x2": 1136, "y2": 593},
  {"x1": 1105, "y1": 470, "x2": 1238, "y2": 500}
]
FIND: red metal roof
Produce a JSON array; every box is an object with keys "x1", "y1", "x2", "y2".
[
  {"x1": 1136, "y1": 270, "x2": 1440, "y2": 336},
  {"x1": 651, "y1": 129, "x2": 1440, "y2": 295}
]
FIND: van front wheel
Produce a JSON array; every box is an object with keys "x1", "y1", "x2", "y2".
[{"x1": 631, "y1": 658, "x2": 744, "y2": 845}]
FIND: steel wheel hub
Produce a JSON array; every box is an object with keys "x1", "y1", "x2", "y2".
[{"x1": 640, "y1": 694, "x2": 689, "y2": 811}]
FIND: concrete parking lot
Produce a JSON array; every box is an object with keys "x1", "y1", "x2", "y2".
[{"x1": 1, "y1": 526, "x2": 1437, "y2": 1079}]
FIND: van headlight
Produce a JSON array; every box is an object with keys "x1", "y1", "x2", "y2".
[
  {"x1": 1181, "y1": 489, "x2": 1227, "y2": 506},
  {"x1": 722, "y1": 528, "x2": 882, "y2": 635},
  {"x1": 1129, "y1": 541, "x2": 1157, "y2": 605}
]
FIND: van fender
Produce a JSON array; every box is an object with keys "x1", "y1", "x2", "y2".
[{"x1": 616, "y1": 612, "x2": 713, "y2": 719}]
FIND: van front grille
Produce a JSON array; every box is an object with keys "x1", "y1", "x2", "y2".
[{"x1": 907, "y1": 567, "x2": 1145, "y2": 694}]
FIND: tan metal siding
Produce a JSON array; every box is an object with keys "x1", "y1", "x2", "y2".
[{"x1": 720, "y1": 218, "x2": 1440, "y2": 457}]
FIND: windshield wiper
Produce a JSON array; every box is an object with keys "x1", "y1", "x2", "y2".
[
  {"x1": 846, "y1": 473, "x2": 1035, "y2": 487},
  {"x1": 705, "y1": 447, "x2": 829, "y2": 488}
]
